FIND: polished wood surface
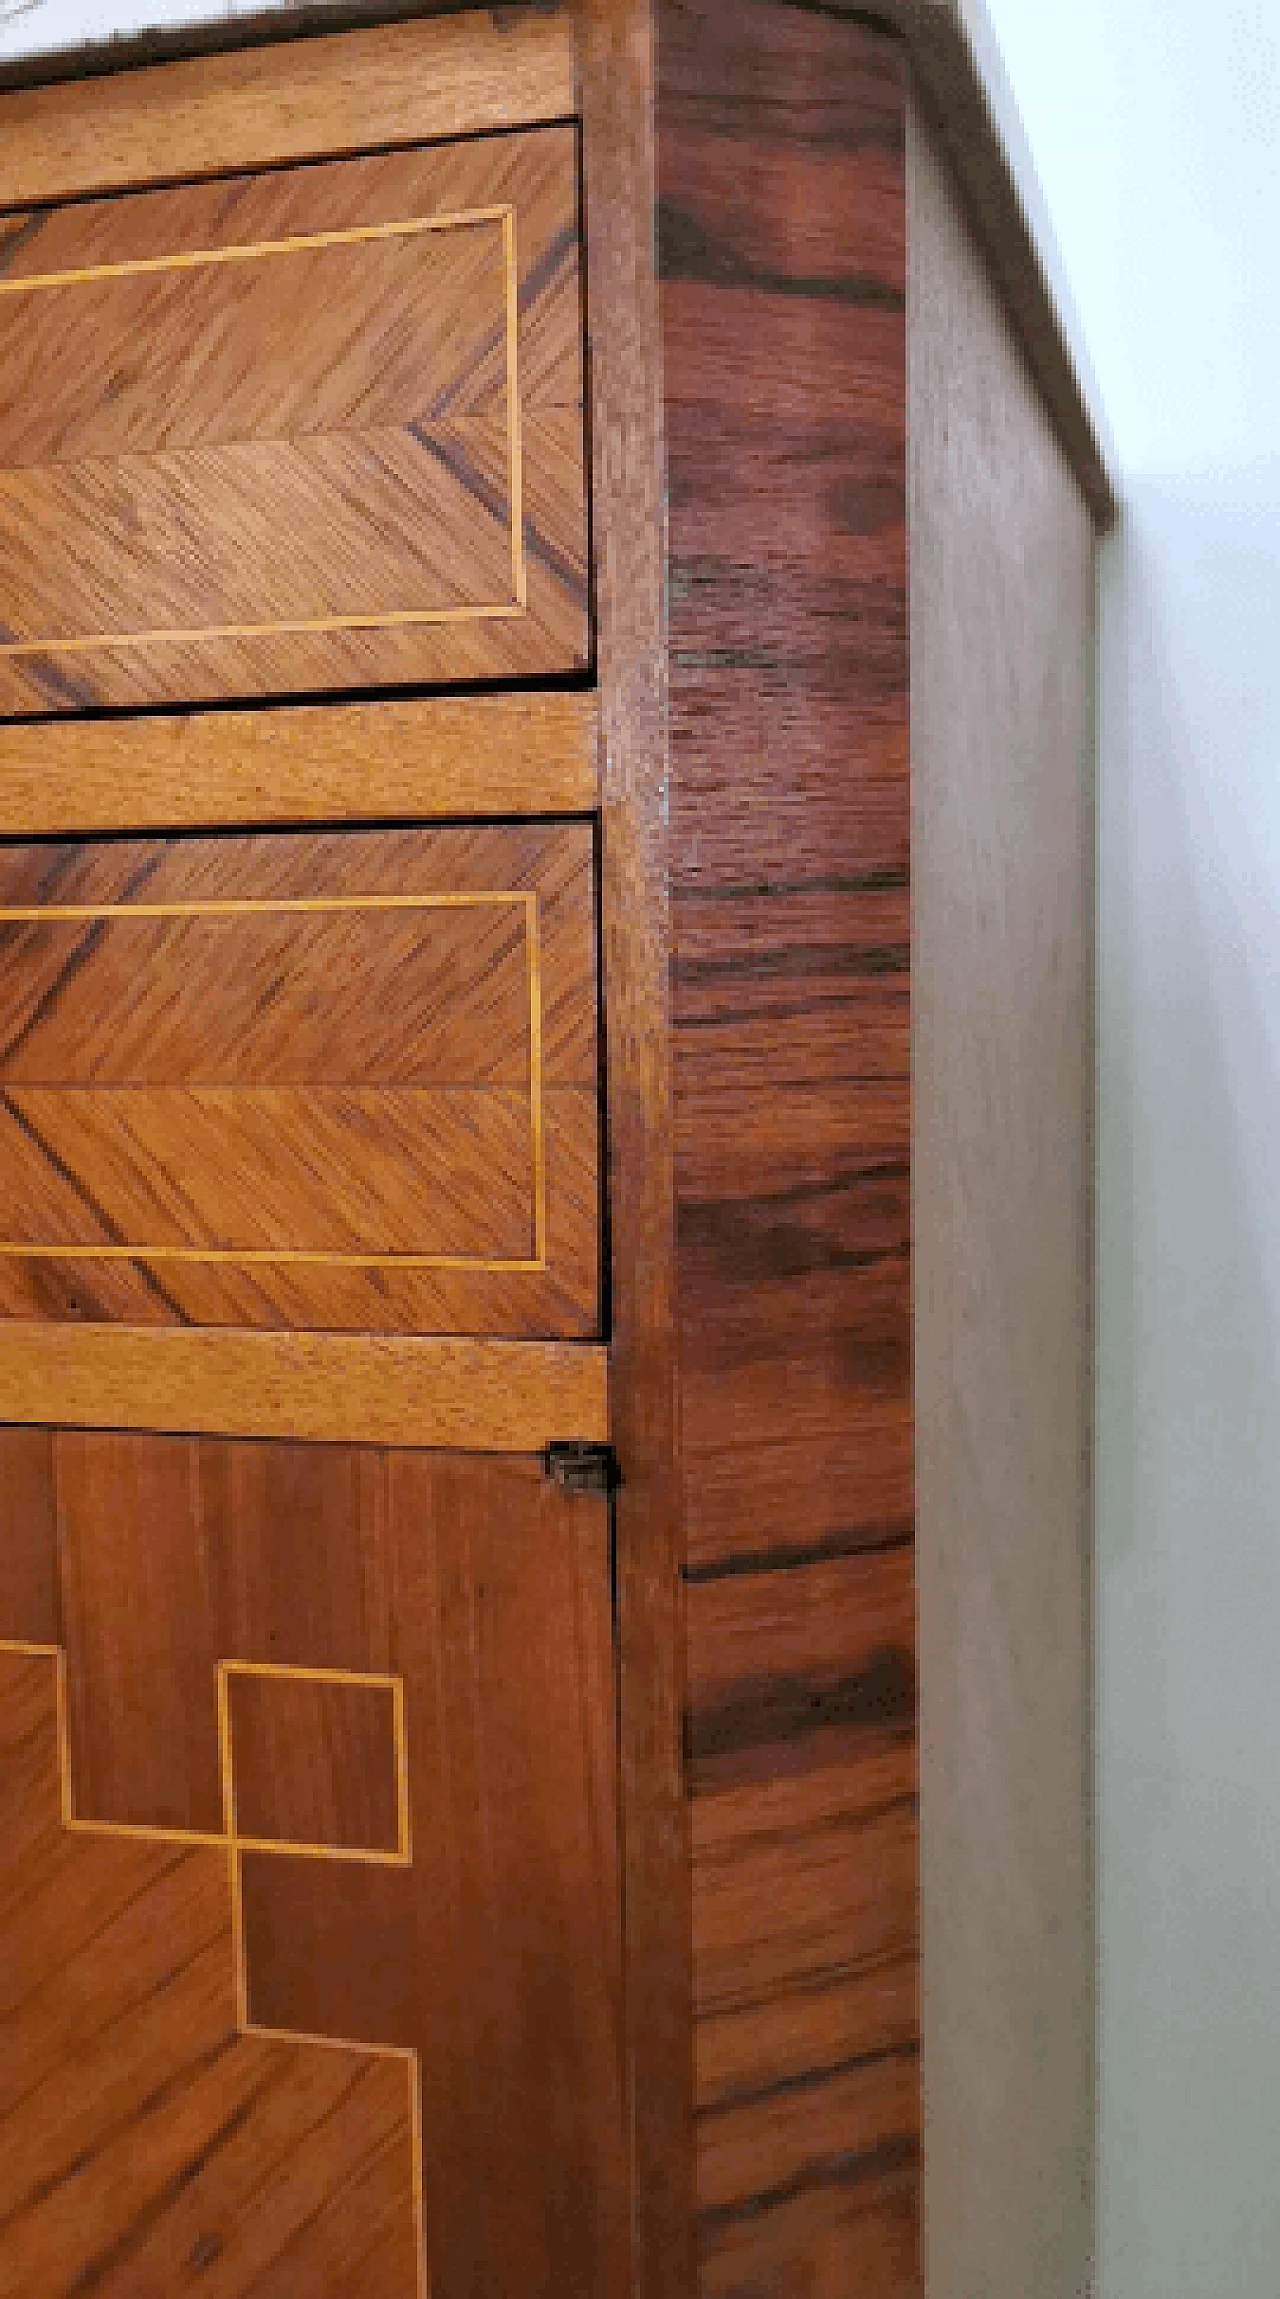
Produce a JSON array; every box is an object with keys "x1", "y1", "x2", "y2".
[
  {"x1": 656, "y1": 1, "x2": 919, "y2": 2285},
  {"x1": 0, "y1": 1326, "x2": 608, "y2": 1446},
  {"x1": 0, "y1": 125, "x2": 586, "y2": 710},
  {"x1": 910, "y1": 96, "x2": 1096, "y2": 2299},
  {"x1": 0, "y1": 8, "x2": 1109, "y2": 2290},
  {"x1": 0, "y1": 12, "x2": 578, "y2": 207},
  {"x1": 0, "y1": 1425, "x2": 56, "y2": 1642},
  {"x1": 576, "y1": 1, "x2": 695, "y2": 2291},
  {"x1": 0, "y1": 23, "x2": 628, "y2": 2297},
  {"x1": 0, "y1": 824, "x2": 599, "y2": 1335},
  {"x1": 0, "y1": 1651, "x2": 421, "y2": 2299},
  {"x1": 226, "y1": 1669, "x2": 406, "y2": 1858},
  {"x1": 0, "y1": 1438, "x2": 626, "y2": 2298},
  {"x1": 0, "y1": 691, "x2": 598, "y2": 836}
]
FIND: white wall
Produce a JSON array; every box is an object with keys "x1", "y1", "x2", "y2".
[
  {"x1": 3, "y1": 0, "x2": 1277, "y2": 2287},
  {"x1": 0, "y1": 0, "x2": 259, "y2": 58},
  {"x1": 979, "y1": 4, "x2": 1280, "y2": 2294}
]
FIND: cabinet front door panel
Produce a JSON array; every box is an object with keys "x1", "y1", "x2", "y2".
[{"x1": 0, "y1": 1430, "x2": 626, "y2": 2299}]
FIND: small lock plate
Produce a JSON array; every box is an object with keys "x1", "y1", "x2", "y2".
[{"x1": 541, "y1": 1440, "x2": 621, "y2": 1496}]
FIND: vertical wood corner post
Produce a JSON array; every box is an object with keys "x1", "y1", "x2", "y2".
[
  {"x1": 576, "y1": 5, "x2": 697, "y2": 2298},
  {"x1": 656, "y1": 3, "x2": 916, "y2": 2291}
]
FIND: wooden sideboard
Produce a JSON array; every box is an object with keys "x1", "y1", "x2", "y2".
[{"x1": 0, "y1": 4, "x2": 1111, "y2": 2293}]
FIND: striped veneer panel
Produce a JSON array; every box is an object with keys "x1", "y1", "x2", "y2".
[
  {"x1": 0, "y1": 124, "x2": 586, "y2": 710},
  {"x1": 657, "y1": 2, "x2": 920, "y2": 2288},
  {"x1": 0, "y1": 822, "x2": 600, "y2": 1335}
]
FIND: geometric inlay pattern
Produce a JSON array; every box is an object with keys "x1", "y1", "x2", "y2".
[
  {"x1": 0, "y1": 1427, "x2": 625, "y2": 2299},
  {"x1": 225, "y1": 1664, "x2": 409, "y2": 1860},
  {"x1": 0, "y1": 1640, "x2": 426, "y2": 2298}
]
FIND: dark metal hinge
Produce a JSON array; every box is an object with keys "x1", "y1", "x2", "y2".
[{"x1": 541, "y1": 1440, "x2": 621, "y2": 1496}]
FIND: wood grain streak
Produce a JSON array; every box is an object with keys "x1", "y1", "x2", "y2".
[{"x1": 658, "y1": 1, "x2": 918, "y2": 2284}]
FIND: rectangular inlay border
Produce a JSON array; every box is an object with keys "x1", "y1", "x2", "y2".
[
  {"x1": 0, "y1": 889, "x2": 548, "y2": 1273},
  {"x1": 0, "y1": 203, "x2": 528, "y2": 654},
  {"x1": 220, "y1": 1660, "x2": 412, "y2": 1866}
]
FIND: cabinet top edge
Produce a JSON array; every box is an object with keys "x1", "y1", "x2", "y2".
[
  {"x1": 0, "y1": 0, "x2": 573, "y2": 94},
  {"x1": 0, "y1": 0, "x2": 1117, "y2": 528},
  {"x1": 0, "y1": 8, "x2": 578, "y2": 205},
  {"x1": 874, "y1": 0, "x2": 1118, "y2": 527}
]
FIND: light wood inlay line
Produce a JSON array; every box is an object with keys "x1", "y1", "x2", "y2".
[
  {"x1": 0, "y1": 202, "x2": 529, "y2": 658},
  {"x1": 6, "y1": 1636, "x2": 427, "y2": 2299},
  {"x1": 214, "y1": 1653, "x2": 247, "y2": 2025},
  {"x1": 0, "y1": 1246, "x2": 547, "y2": 1268},
  {"x1": 0, "y1": 600, "x2": 529, "y2": 660},
  {"x1": 527, "y1": 886, "x2": 547, "y2": 1267},
  {"x1": 4, "y1": 1638, "x2": 413, "y2": 1866},
  {"x1": 217, "y1": 1658, "x2": 423, "y2": 2299},
  {"x1": 504, "y1": 205, "x2": 527, "y2": 615},
  {"x1": 221, "y1": 1660, "x2": 412, "y2": 1865},
  {"x1": 0, "y1": 889, "x2": 549, "y2": 1274},
  {"x1": 0, "y1": 893, "x2": 528, "y2": 918},
  {"x1": 0, "y1": 206, "x2": 512, "y2": 296}
]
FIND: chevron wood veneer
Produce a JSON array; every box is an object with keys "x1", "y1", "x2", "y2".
[
  {"x1": 0, "y1": 1647, "x2": 425, "y2": 2299},
  {"x1": 0, "y1": 822, "x2": 600, "y2": 1335},
  {"x1": 0, "y1": 1429, "x2": 626, "y2": 2299},
  {"x1": 0, "y1": 125, "x2": 587, "y2": 710}
]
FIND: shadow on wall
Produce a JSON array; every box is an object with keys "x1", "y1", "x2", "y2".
[{"x1": 1098, "y1": 470, "x2": 1280, "y2": 2299}]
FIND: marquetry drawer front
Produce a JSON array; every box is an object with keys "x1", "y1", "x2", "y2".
[
  {"x1": 0, "y1": 823, "x2": 599, "y2": 1335},
  {"x1": 0, "y1": 124, "x2": 586, "y2": 712}
]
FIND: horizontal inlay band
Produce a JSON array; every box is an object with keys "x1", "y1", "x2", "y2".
[
  {"x1": 0, "y1": 1326, "x2": 609, "y2": 1447},
  {"x1": 0, "y1": 693, "x2": 600, "y2": 836}
]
